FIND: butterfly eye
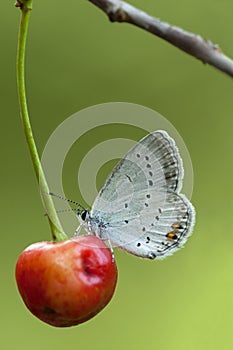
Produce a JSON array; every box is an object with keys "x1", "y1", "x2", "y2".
[{"x1": 81, "y1": 210, "x2": 87, "y2": 221}]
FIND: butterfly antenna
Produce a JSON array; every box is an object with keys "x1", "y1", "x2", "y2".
[
  {"x1": 48, "y1": 192, "x2": 86, "y2": 211},
  {"x1": 44, "y1": 207, "x2": 80, "y2": 217},
  {"x1": 55, "y1": 208, "x2": 80, "y2": 213}
]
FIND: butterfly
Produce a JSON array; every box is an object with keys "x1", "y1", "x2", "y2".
[{"x1": 77, "y1": 130, "x2": 195, "y2": 259}]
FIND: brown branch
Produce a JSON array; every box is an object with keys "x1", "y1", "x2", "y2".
[{"x1": 87, "y1": 0, "x2": 233, "y2": 78}]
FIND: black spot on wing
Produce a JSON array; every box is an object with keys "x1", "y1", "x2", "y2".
[{"x1": 126, "y1": 175, "x2": 132, "y2": 183}]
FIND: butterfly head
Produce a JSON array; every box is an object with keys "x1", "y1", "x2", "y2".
[{"x1": 77, "y1": 209, "x2": 90, "y2": 224}]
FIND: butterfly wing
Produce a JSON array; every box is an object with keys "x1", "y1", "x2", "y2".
[
  {"x1": 89, "y1": 130, "x2": 195, "y2": 259},
  {"x1": 96, "y1": 191, "x2": 195, "y2": 259}
]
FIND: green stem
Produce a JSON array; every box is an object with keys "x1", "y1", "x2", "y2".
[{"x1": 16, "y1": 0, "x2": 67, "y2": 241}]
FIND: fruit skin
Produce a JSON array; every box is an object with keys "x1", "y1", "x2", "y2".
[{"x1": 15, "y1": 235, "x2": 118, "y2": 327}]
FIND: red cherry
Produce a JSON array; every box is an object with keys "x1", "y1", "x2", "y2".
[{"x1": 15, "y1": 235, "x2": 118, "y2": 327}]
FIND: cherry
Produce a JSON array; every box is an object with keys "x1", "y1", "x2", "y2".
[{"x1": 15, "y1": 235, "x2": 118, "y2": 327}]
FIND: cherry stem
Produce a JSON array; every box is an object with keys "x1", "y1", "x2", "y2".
[{"x1": 16, "y1": 0, "x2": 67, "y2": 242}]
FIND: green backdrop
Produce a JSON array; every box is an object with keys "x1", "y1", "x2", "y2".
[{"x1": 1, "y1": 1, "x2": 233, "y2": 349}]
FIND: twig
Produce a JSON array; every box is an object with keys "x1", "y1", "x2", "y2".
[{"x1": 87, "y1": 0, "x2": 233, "y2": 78}]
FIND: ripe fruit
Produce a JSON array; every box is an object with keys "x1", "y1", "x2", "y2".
[{"x1": 15, "y1": 235, "x2": 118, "y2": 327}]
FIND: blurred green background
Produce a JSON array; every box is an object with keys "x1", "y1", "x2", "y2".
[{"x1": 1, "y1": 0, "x2": 233, "y2": 349}]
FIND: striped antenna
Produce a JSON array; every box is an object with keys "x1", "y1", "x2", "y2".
[
  {"x1": 48, "y1": 192, "x2": 86, "y2": 212},
  {"x1": 44, "y1": 208, "x2": 80, "y2": 216},
  {"x1": 54, "y1": 208, "x2": 80, "y2": 214}
]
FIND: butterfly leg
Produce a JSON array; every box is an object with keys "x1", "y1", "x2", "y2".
[
  {"x1": 74, "y1": 224, "x2": 82, "y2": 236},
  {"x1": 106, "y1": 238, "x2": 115, "y2": 263}
]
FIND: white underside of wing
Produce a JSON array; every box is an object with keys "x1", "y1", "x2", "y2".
[{"x1": 87, "y1": 131, "x2": 195, "y2": 259}]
